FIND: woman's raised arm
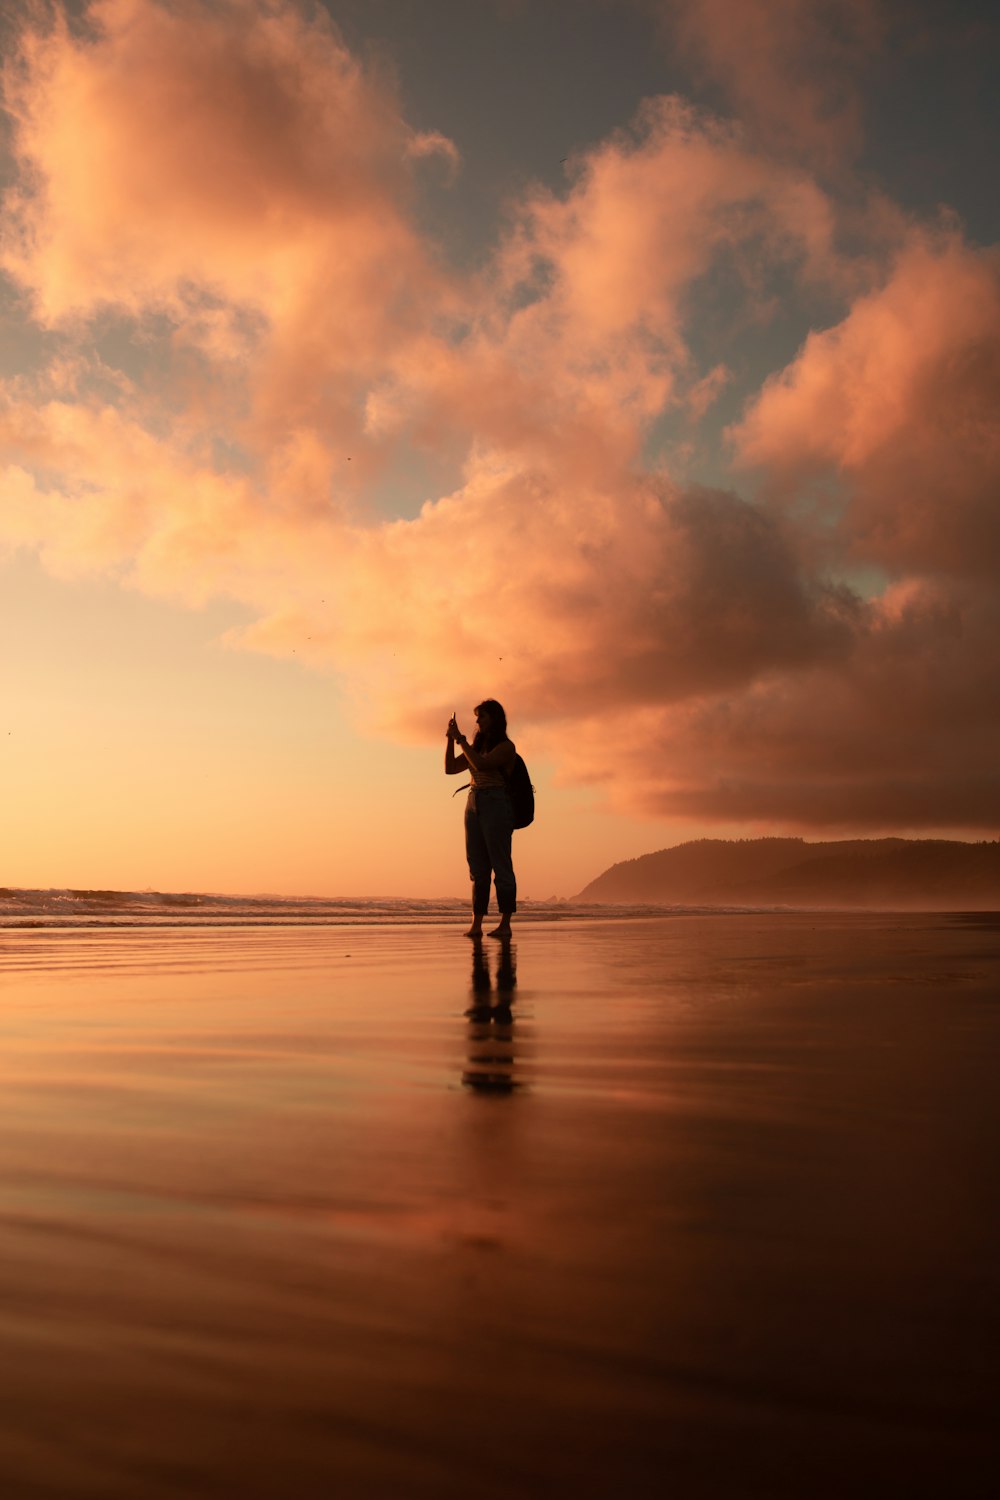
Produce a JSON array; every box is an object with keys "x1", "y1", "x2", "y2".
[{"x1": 445, "y1": 718, "x2": 469, "y2": 776}]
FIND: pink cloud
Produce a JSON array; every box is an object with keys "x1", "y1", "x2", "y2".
[
  {"x1": 1, "y1": 2, "x2": 857, "y2": 478},
  {"x1": 1, "y1": 0, "x2": 460, "y2": 471},
  {"x1": 2, "y1": 0, "x2": 442, "y2": 315},
  {"x1": 362, "y1": 94, "x2": 853, "y2": 485},
  {"x1": 1, "y1": 1, "x2": 997, "y2": 839},
  {"x1": 663, "y1": 0, "x2": 886, "y2": 174},
  {"x1": 732, "y1": 232, "x2": 1000, "y2": 579},
  {"x1": 556, "y1": 577, "x2": 1000, "y2": 832}
]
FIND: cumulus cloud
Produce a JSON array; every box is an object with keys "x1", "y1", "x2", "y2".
[
  {"x1": 349, "y1": 93, "x2": 855, "y2": 492},
  {"x1": 617, "y1": 232, "x2": 1000, "y2": 833},
  {"x1": 1, "y1": 0, "x2": 460, "y2": 468},
  {"x1": 732, "y1": 232, "x2": 1000, "y2": 580},
  {"x1": 231, "y1": 472, "x2": 856, "y2": 737},
  {"x1": 1, "y1": 0, "x2": 997, "y2": 839},
  {"x1": 557, "y1": 579, "x2": 1000, "y2": 830},
  {"x1": 663, "y1": 0, "x2": 886, "y2": 174}
]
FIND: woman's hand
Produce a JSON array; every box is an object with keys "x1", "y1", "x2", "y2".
[{"x1": 447, "y1": 715, "x2": 460, "y2": 741}]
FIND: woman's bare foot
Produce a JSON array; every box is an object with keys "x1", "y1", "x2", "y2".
[
  {"x1": 465, "y1": 923, "x2": 484, "y2": 938},
  {"x1": 487, "y1": 920, "x2": 512, "y2": 940}
]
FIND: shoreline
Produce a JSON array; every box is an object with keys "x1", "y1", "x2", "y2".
[{"x1": 3, "y1": 903, "x2": 999, "y2": 931}]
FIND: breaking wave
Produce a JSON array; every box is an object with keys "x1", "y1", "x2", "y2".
[{"x1": 0, "y1": 887, "x2": 735, "y2": 929}]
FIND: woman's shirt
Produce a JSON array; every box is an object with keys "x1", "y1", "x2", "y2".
[{"x1": 466, "y1": 738, "x2": 516, "y2": 790}]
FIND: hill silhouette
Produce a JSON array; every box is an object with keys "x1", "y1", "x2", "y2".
[{"x1": 577, "y1": 838, "x2": 1000, "y2": 909}]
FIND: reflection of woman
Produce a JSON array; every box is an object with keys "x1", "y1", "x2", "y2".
[
  {"x1": 463, "y1": 940, "x2": 518, "y2": 1091},
  {"x1": 446, "y1": 700, "x2": 517, "y2": 939}
]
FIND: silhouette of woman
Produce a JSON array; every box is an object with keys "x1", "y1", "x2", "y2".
[{"x1": 446, "y1": 700, "x2": 517, "y2": 939}]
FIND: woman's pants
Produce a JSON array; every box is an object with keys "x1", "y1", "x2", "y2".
[{"x1": 465, "y1": 788, "x2": 517, "y2": 916}]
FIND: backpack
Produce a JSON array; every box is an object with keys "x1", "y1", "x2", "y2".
[
  {"x1": 451, "y1": 745, "x2": 535, "y2": 829},
  {"x1": 506, "y1": 754, "x2": 535, "y2": 830}
]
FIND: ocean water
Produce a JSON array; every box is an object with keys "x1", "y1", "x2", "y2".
[{"x1": 0, "y1": 887, "x2": 751, "y2": 928}]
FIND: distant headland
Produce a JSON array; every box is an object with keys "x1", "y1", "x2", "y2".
[{"x1": 577, "y1": 838, "x2": 1000, "y2": 910}]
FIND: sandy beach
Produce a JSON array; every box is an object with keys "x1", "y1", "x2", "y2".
[{"x1": 0, "y1": 911, "x2": 997, "y2": 1498}]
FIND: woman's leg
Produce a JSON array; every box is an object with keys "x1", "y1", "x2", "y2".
[
  {"x1": 464, "y1": 797, "x2": 492, "y2": 935},
  {"x1": 477, "y1": 791, "x2": 516, "y2": 933}
]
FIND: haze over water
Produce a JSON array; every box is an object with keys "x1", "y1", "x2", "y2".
[{"x1": 1, "y1": 912, "x2": 996, "y2": 1498}]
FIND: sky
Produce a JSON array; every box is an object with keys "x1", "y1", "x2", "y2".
[{"x1": 1, "y1": 0, "x2": 998, "y2": 898}]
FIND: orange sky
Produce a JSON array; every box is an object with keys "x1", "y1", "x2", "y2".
[{"x1": 1, "y1": 0, "x2": 998, "y2": 895}]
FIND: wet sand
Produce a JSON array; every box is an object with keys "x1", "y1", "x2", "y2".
[{"x1": 0, "y1": 912, "x2": 997, "y2": 1498}]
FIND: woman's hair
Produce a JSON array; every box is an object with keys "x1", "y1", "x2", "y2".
[{"x1": 472, "y1": 698, "x2": 508, "y2": 751}]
